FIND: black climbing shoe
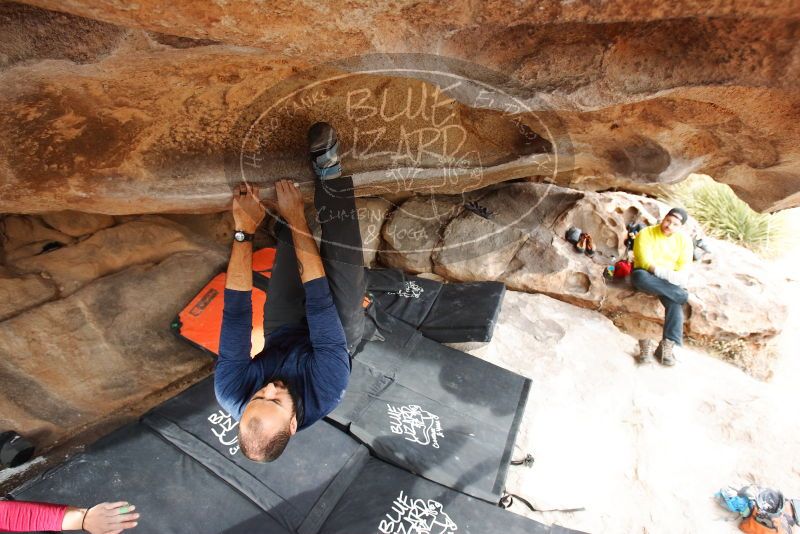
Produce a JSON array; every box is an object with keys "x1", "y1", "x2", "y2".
[
  {"x1": 565, "y1": 227, "x2": 583, "y2": 245},
  {"x1": 308, "y1": 122, "x2": 342, "y2": 180}
]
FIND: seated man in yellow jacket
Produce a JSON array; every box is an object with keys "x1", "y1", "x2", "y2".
[{"x1": 631, "y1": 207, "x2": 693, "y2": 366}]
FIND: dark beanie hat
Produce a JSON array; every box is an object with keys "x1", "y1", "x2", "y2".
[{"x1": 666, "y1": 207, "x2": 688, "y2": 224}]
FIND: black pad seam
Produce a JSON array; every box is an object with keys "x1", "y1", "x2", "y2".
[
  {"x1": 494, "y1": 377, "x2": 532, "y2": 497},
  {"x1": 296, "y1": 443, "x2": 370, "y2": 534},
  {"x1": 143, "y1": 414, "x2": 304, "y2": 531}
]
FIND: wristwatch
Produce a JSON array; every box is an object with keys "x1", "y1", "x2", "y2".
[{"x1": 233, "y1": 230, "x2": 254, "y2": 243}]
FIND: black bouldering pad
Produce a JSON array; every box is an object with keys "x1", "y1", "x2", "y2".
[
  {"x1": 331, "y1": 309, "x2": 530, "y2": 502},
  {"x1": 318, "y1": 458, "x2": 563, "y2": 534},
  {"x1": 10, "y1": 375, "x2": 580, "y2": 534},
  {"x1": 366, "y1": 268, "x2": 442, "y2": 329},
  {"x1": 419, "y1": 280, "x2": 506, "y2": 343},
  {"x1": 11, "y1": 423, "x2": 292, "y2": 534},
  {"x1": 366, "y1": 268, "x2": 505, "y2": 344},
  {"x1": 142, "y1": 377, "x2": 370, "y2": 534}
]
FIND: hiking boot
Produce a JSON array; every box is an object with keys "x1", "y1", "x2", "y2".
[
  {"x1": 308, "y1": 122, "x2": 342, "y2": 180},
  {"x1": 656, "y1": 339, "x2": 677, "y2": 366},
  {"x1": 575, "y1": 233, "x2": 587, "y2": 253},
  {"x1": 637, "y1": 339, "x2": 656, "y2": 364},
  {"x1": 584, "y1": 234, "x2": 595, "y2": 256}
]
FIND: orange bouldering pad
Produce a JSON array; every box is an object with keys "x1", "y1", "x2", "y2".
[{"x1": 172, "y1": 248, "x2": 275, "y2": 357}]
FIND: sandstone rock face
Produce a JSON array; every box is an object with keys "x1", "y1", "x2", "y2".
[
  {"x1": 0, "y1": 209, "x2": 229, "y2": 455},
  {"x1": 0, "y1": 248, "x2": 225, "y2": 450},
  {"x1": 433, "y1": 211, "x2": 528, "y2": 281},
  {"x1": 160, "y1": 212, "x2": 237, "y2": 248},
  {"x1": 686, "y1": 241, "x2": 788, "y2": 343},
  {"x1": 0, "y1": 2, "x2": 798, "y2": 214},
  {"x1": 0, "y1": 266, "x2": 55, "y2": 321},
  {"x1": 379, "y1": 183, "x2": 789, "y2": 374},
  {"x1": 40, "y1": 210, "x2": 115, "y2": 237},
  {"x1": 380, "y1": 195, "x2": 465, "y2": 273},
  {"x1": 9, "y1": 217, "x2": 213, "y2": 296},
  {"x1": 19, "y1": 0, "x2": 798, "y2": 55},
  {"x1": 1, "y1": 215, "x2": 75, "y2": 262}
]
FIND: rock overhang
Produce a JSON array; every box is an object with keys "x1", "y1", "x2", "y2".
[{"x1": 0, "y1": 1, "x2": 798, "y2": 214}]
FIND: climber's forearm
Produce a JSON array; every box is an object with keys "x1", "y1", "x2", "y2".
[{"x1": 225, "y1": 241, "x2": 253, "y2": 291}]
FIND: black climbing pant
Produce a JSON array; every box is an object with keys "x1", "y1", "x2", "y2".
[{"x1": 264, "y1": 176, "x2": 366, "y2": 355}]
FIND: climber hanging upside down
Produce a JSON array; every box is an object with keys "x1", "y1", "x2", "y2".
[{"x1": 214, "y1": 123, "x2": 366, "y2": 462}]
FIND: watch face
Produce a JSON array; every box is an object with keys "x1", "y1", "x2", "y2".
[{"x1": 234, "y1": 231, "x2": 245, "y2": 242}]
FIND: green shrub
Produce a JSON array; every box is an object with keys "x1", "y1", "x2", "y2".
[{"x1": 660, "y1": 174, "x2": 793, "y2": 257}]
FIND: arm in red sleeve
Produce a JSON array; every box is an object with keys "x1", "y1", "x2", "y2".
[{"x1": 0, "y1": 500, "x2": 67, "y2": 532}]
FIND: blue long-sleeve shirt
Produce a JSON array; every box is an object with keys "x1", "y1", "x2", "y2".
[{"x1": 214, "y1": 277, "x2": 350, "y2": 430}]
